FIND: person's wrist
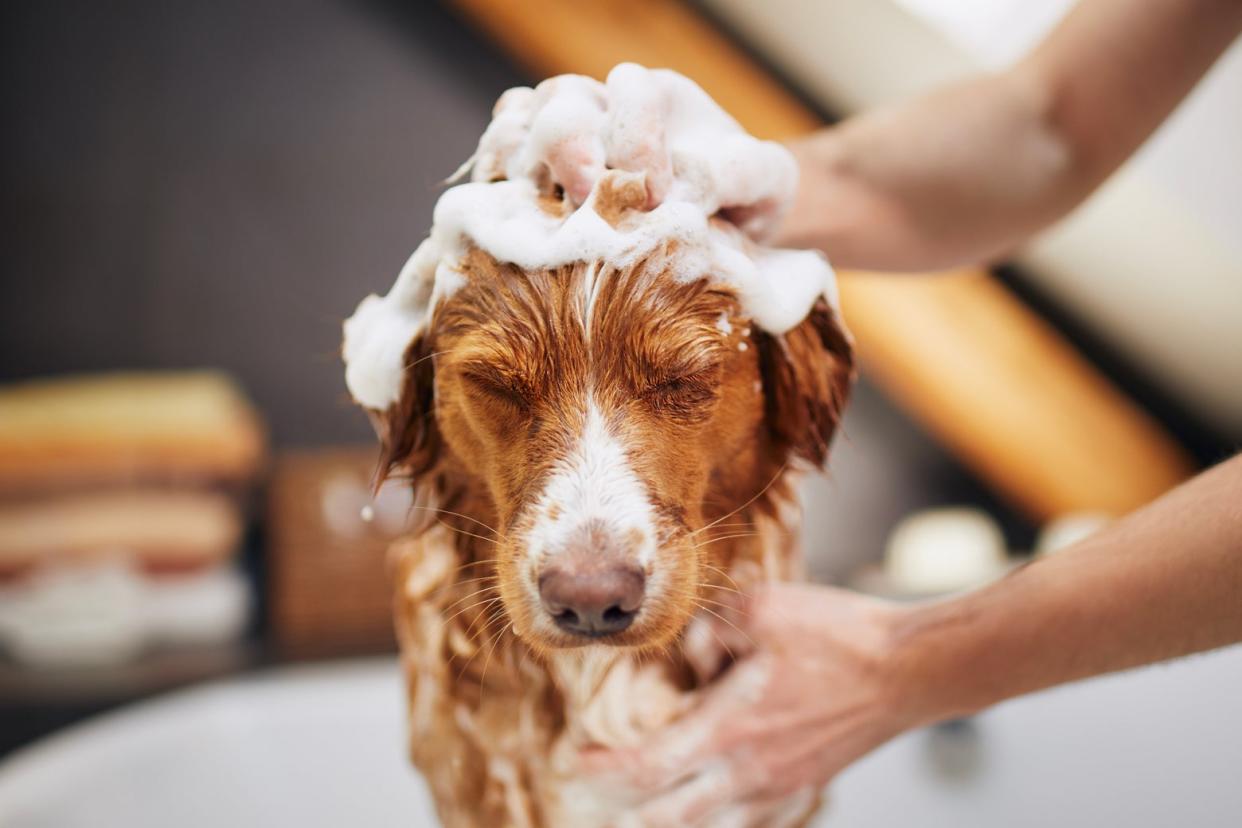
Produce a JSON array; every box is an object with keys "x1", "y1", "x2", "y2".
[
  {"x1": 878, "y1": 600, "x2": 979, "y2": 730},
  {"x1": 772, "y1": 132, "x2": 845, "y2": 250}
]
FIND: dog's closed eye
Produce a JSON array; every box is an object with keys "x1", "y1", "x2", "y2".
[
  {"x1": 460, "y1": 365, "x2": 535, "y2": 413},
  {"x1": 640, "y1": 367, "x2": 722, "y2": 419}
]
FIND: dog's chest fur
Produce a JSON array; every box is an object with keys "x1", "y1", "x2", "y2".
[{"x1": 391, "y1": 492, "x2": 811, "y2": 828}]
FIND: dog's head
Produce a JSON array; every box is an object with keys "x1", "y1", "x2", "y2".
[
  {"x1": 351, "y1": 66, "x2": 853, "y2": 655},
  {"x1": 368, "y1": 239, "x2": 852, "y2": 654}
]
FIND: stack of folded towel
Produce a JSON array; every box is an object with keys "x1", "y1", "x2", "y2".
[{"x1": 0, "y1": 372, "x2": 265, "y2": 666}]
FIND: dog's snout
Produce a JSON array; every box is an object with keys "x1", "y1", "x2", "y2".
[{"x1": 538, "y1": 560, "x2": 645, "y2": 637}]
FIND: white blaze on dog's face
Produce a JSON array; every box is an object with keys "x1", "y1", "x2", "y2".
[
  {"x1": 525, "y1": 396, "x2": 659, "y2": 573},
  {"x1": 379, "y1": 247, "x2": 851, "y2": 653}
]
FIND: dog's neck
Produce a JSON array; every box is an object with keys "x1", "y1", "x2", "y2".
[{"x1": 391, "y1": 465, "x2": 804, "y2": 826}]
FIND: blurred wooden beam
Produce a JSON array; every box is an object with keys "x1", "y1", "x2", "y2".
[{"x1": 448, "y1": 0, "x2": 1195, "y2": 518}]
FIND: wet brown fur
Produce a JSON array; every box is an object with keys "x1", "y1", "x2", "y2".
[{"x1": 367, "y1": 240, "x2": 852, "y2": 826}]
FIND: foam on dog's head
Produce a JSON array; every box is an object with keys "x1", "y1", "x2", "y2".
[{"x1": 344, "y1": 63, "x2": 838, "y2": 411}]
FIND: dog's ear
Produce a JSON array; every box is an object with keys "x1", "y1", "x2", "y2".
[
  {"x1": 368, "y1": 331, "x2": 441, "y2": 489},
  {"x1": 757, "y1": 300, "x2": 854, "y2": 467}
]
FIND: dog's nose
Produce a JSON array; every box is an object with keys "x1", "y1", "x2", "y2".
[{"x1": 538, "y1": 562, "x2": 645, "y2": 637}]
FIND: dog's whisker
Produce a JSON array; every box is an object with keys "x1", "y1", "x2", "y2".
[
  {"x1": 664, "y1": 587, "x2": 748, "y2": 616},
  {"x1": 441, "y1": 579, "x2": 497, "y2": 600},
  {"x1": 447, "y1": 559, "x2": 499, "y2": 576},
  {"x1": 445, "y1": 573, "x2": 497, "y2": 585},
  {"x1": 690, "y1": 594, "x2": 742, "y2": 613},
  {"x1": 696, "y1": 604, "x2": 758, "y2": 652},
  {"x1": 696, "y1": 462, "x2": 787, "y2": 534},
  {"x1": 691, "y1": 601, "x2": 740, "y2": 663},
  {"x1": 476, "y1": 617, "x2": 510, "y2": 697},
  {"x1": 462, "y1": 596, "x2": 505, "y2": 641},
  {"x1": 700, "y1": 563, "x2": 746, "y2": 594},
  {"x1": 690, "y1": 520, "x2": 756, "y2": 536},
  {"x1": 696, "y1": 583, "x2": 745, "y2": 599},
  {"x1": 439, "y1": 593, "x2": 502, "y2": 630},
  {"x1": 437, "y1": 571, "x2": 497, "y2": 589},
  {"x1": 403, "y1": 349, "x2": 449, "y2": 372},
  {"x1": 692, "y1": 527, "x2": 756, "y2": 540},
  {"x1": 458, "y1": 609, "x2": 507, "y2": 690},
  {"x1": 452, "y1": 609, "x2": 498, "y2": 684},
  {"x1": 693, "y1": 532, "x2": 760, "y2": 549},
  {"x1": 434, "y1": 518, "x2": 500, "y2": 546},
  {"x1": 411, "y1": 504, "x2": 502, "y2": 537},
  {"x1": 444, "y1": 594, "x2": 499, "y2": 629},
  {"x1": 438, "y1": 583, "x2": 499, "y2": 617},
  {"x1": 430, "y1": 573, "x2": 497, "y2": 602}
]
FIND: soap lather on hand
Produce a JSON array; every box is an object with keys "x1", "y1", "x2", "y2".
[{"x1": 471, "y1": 62, "x2": 794, "y2": 241}]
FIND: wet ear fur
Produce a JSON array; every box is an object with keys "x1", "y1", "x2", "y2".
[
  {"x1": 367, "y1": 331, "x2": 441, "y2": 490},
  {"x1": 756, "y1": 300, "x2": 855, "y2": 467}
]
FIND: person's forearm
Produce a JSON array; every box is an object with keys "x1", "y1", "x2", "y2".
[
  {"x1": 889, "y1": 454, "x2": 1242, "y2": 727},
  {"x1": 779, "y1": 71, "x2": 1067, "y2": 270},
  {"x1": 778, "y1": 0, "x2": 1242, "y2": 271},
  {"x1": 584, "y1": 456, "x2": 1239, "y2": 806},
  {"x1": 1023, "y1": 0, "x2": 1242, "y2": 189}
]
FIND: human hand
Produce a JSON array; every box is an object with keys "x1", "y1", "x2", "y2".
[
  {"x1": 470, "y1": 63, "x2": 797, "y2": 240},
  {"x1": 768, "y1": 130, "x2": 922, "y2": 271},
  {"x1": 580, "y1": 582, "x2": 918, "y2": 827}
]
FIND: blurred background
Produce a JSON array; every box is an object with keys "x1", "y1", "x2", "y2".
[{"x1": 1, "y1": 0, "x2": 1239, "y2": 824}]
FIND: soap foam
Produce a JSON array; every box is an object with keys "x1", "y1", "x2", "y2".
[{"x1": 343, "y1": 63, "x2": 838, "y2": 410}]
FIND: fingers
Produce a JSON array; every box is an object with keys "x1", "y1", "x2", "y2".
[
  {"x1": 617, "y1": 776, "x2": 817, "y2": 828},
  {"x1": 706, "y1": 138, "x2": 798, "y2": 240},
  {"x1": 719, "y1": 197, "x2": 785, "y2": 242},
  {"x1": 579, "y1": 700, "x2": 718, "y2": 791},
  {"x1": 579, "y1": 656, "x2": 774, "y2": 792},
  {"x1": 617, "y1": 760, "x2": 735, "y2": 827},
  {"x1": 579, "y1": 663, "x2": 757, "y2": 791},
  {"x1": 472, "y1": 86, "x2": 536, "y2": 183},
  {"x1": 471, "y1": 64, "x2": 796, "y2": 230},
  {"x1": 544, "y1": 132, "x2": 607, "y2": 205},
  {"x1": 734, "y1": 787, "x2": 820, "y2": 828},
  {"x1": 603, "y1": 63, "x2": 672, "y2": 207},
  {"x1": 525, "y1": 77, "x2": 608, "y2": 204},
  {"x1": 723, "y1": 581, "x2": 872, "y2": 645}
]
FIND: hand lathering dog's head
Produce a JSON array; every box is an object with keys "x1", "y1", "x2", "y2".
[{"x1": 369, "y1": 241, "x2": 851, "y2": 655}]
